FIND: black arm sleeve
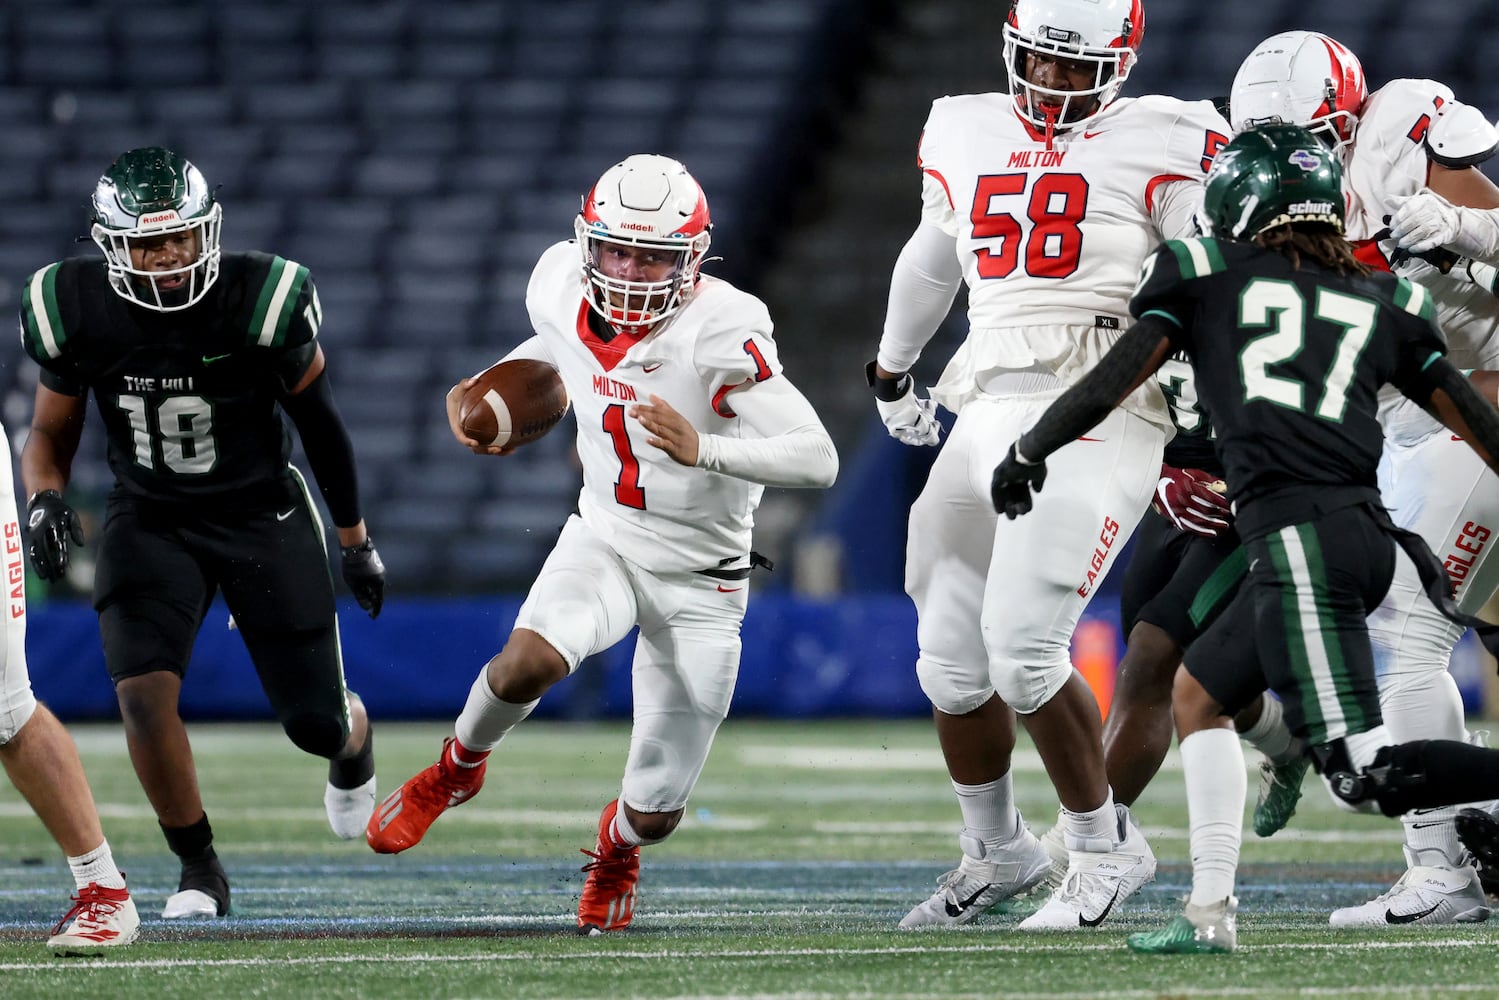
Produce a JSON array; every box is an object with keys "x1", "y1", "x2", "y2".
[
  {"x1": 281, "y1": 370, "x2": 363, "y2": 528},
  {"x1": 1419, "y1": 359, "x2": 1499, "y2": 471},
  {"x1": 1015, "y1": 315, "x2": 1177, "y2": 461}
]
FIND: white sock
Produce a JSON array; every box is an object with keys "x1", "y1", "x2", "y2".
[
  {"x1": 68, "y1": 841, "x2": 126, "y2": 891},
  {"x1": 454, "y1": 671, "x2": 537, "y2": 752},
  {"x1": 1239, "y1": 695, "x2": 1301, "y2": 763},
  {"x1": 1061, "y1": 792, "x2": 1118, "y2": 851},
  {"x1": 609, "y1": 801, "x2": 655, "y2": 848},
  {"x1": 1182, "y1": 728, "x2": 1245, "y2": 907},
  {"x1": 952, "y1": 774, "x2": 1019, "y2": 855}
]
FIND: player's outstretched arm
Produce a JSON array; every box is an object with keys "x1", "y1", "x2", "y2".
[
  {"x1": 991, "y1": 317, "x2": 1174, "y2": 519},
  {"x1": 282, "y1": 346, "x2": 385, "y2": 618},
  {"x1": 670, "y1": 377, "x2": 838, "y2": 489},
  {"x1": 1419, "y1": 358, "x2": 1499, "y2": 473}
]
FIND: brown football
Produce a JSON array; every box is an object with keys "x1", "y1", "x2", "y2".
[{"x1": 458, "y1": 359, "x2": 570, "y2": 449}]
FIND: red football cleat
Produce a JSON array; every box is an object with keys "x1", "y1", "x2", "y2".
[
  {"x1": 366, "y1": 737, "x2": 487, "y2": 854},
  {"x1": 577, "y1": 800, "x2": 641, "y2": 935}
]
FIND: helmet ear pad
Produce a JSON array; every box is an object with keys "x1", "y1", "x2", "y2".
[{"x1": 1203, "y1": 124, "x2": 1346, "y2": 239}]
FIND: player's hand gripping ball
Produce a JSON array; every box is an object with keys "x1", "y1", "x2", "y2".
[{"x1": 456, "y1": 360, "x2": 570, "y2": 451}]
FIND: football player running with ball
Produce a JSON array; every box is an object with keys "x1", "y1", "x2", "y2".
[
  {"x1": 991, "y1": 124, "x2": 1499, "y2": 953},
  {"x1": 20, "y1": 147, "x2": 386, "y2": 920},
  {"x1": 1229, "y1": 30, "x2": 1499, "y2": 925},
  {"x1": 868, "y1": 0, "x2": 1229, "y2": 930},
  {"x1": 366, "y1": 154, "x2": 838, "y2": 936}
]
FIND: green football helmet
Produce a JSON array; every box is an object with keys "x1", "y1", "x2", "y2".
[
  {"x1": 90, "y1": 146, "x2": 222, "y2": 311},
  {"x1": 1203, "y1": 124, "x2": 1345, "y2": 240}
]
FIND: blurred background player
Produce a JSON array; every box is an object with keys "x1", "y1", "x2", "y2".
[
  {"x1": 1, "y1": 419, "x2": 137, "y2": 954},
  {"x1": 991, "y1": 124, "x2": 1499, "y2": 952},
  {"x1": 365, "y1": 154, "x2": 837, "y2": 935},
  {"x1": 19, "y1": 147, "x2": 386, "y2": 919},
  {"x1": 1230, "y1": 29, "x2": 1499, "y2": 925},
  {"x1": 867, "y1": 0, "x2": 1230, "y2": 930}
]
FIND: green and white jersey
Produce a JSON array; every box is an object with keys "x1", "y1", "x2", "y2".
[
  {"x1": 1130, "y1": 236, "x2": 1445, "y2": 525},
  {"x1": 20, "y1": 252, "x2": 322, "y2": 505}
]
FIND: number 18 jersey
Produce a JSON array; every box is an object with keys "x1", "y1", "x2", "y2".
[{"x1": 524, "y1": 241, "x2": 783, "y2": 574}]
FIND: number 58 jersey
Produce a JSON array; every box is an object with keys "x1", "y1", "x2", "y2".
[{"x1": 524, "y1": 241, "x2": 783, "y2": 575}]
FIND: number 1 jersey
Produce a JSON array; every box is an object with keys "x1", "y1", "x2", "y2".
[{"x1": 524, "y1": 241, "x2": 783, "y2": 574}]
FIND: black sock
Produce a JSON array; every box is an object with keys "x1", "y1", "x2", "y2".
[
  {"x1": 161, "y1": 814, "x2": 217, "y2": 864},
  {"x1": 329, "y1": 724, "x2": 375, "y2": 789}
]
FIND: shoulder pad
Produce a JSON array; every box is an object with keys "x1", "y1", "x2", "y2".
[{"x1": 1425, "y1": 102, "x2": 1499, "y2": 168}]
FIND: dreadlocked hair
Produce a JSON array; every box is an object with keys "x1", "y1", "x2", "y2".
[{"x1": 1255, "y1": 222, "x2": 1371, "y2": 277}]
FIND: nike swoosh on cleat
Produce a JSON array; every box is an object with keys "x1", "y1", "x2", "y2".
[
  {"x1": 944, "y1": 884, "x2": 994, "y2": 918},
  {"x1": 1080, "y1": 885, "x2": 1123, "y2": 927},
  {"x1": 1386, "y1": 902, "x2": 1442, "y2": 924}
]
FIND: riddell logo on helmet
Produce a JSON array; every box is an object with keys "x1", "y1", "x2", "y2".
[
  {"x1": 619, "y1": 222, "x2": 655, "y2": 233},
  {"x1": 140, "y1": 211, "x2": 181, "y2": 225}
]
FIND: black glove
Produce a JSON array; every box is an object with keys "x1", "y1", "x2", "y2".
[
  {"x1": 990, "y1": 443, "x2": 1048, "y2": 520},
  {"x1": 25, "y1": 490, "x2": 84, "y2": 582},
  {"x1": 340, "y1": 538, "x2": 385, "y2": 619}
]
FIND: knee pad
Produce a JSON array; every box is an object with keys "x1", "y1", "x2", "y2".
[
  {"x1": 991, "y1": 656, "x2": 1071, "y2": 715},
  {"x1": 282, "y1": 712, "x2": 348, "y2": 759},
  {"x1": 1313, "y1": 736, "x2": 1438, "y2": 818},
  {"x1": 0, "y1": 687, "x2": 37, "y2": 746},
  {"x1": 915, "y1": 655, "x2": 992, "y2": 716}
]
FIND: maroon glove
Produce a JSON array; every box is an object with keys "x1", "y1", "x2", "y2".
[{"x1": 1153, "y1": 465, "x2": 1231, "y2": 538}]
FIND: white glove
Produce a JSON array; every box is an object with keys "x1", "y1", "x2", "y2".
[
  {"x1": 1389, "y1": 190, "x2": 1461, "y2": 255},
  {"x1": 1390, "y1": 191, "x2": 1499, "y2": 261},
  {"x1": 867, "y1": 362, "x2": 941, "y2": 447}
]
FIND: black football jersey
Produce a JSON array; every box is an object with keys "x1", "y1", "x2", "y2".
[
  {"x1": 19, "y1": 252, "x2": 322, "y2": 504},
  {"x1": 1157, "y1": 350, "x2": 1223, "y2": 475},
  {"x1": 1131, "y1": 237, "x2": 1446, "y2": 510}
]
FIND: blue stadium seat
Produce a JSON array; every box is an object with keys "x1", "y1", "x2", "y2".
[{"x1": 411, "y1": 42, "x2": 499, "y2": 81}]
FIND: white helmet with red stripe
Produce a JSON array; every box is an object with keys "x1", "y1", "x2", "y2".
[
  {"x1": 1230, "y1": 31, "x2": 1367, "y2": 151},
  {"x1": 574, "y1": 154, "x2": 712, "y2": 334},
  {"x1": 1003, "y1": 0, "x2": 1144, "y2": 132}
]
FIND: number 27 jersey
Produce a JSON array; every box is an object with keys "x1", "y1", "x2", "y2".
[{"x1": 524, "y1": 241, "x2": 783, "y2": 574}]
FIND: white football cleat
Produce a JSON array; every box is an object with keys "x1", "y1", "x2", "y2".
[
  {"x1": 325, "y1": 776, "x2": 378, "y2": 840},
  {"x1": 48, "y1": 883, "x2": 140, "y2": 955},
  {"x1": 899, "y1": 818, "x2": 1054, "y2": 928},
  {"x1": 1329, "y1": 865, "x2": 1490, "y2": 927},
  {"x1": 1019, "y1": 804, "x2": 1156, "y2": 931}
]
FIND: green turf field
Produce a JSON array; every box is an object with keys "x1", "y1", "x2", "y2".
[{"x1": 1, "y1": 719, "x2": 1493, "y2": 998}]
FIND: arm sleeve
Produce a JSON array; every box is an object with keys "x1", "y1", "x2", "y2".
[
  {"x1": 1016, "y1": 315, "x2": 1177, "y2": 461},
  {"x1": 695, "y1": 376, "x2": 838, "y2": 489},
  {"x1": 875, "y1": 221, "x2": 964, "y2": 374},
  {"x1": 281, "y1": 369, "x2": 363, "y2": 528},
  {"x1": 1411, "y1": 356, "x2": 1499, "y2": 472}
]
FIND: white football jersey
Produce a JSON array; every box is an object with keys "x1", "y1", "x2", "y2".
[
  {"x1": 524, "y1": 241, "x2": 783, "y2": 574},
  {"x1": 1346, "y1": 79, "x2": 1499, "y2": 369},
  {"x1": 916, "y1": 92, "x2": 1229, "y2": 422}
]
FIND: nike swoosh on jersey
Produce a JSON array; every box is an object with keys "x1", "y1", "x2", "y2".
[
  {"x1": 1083, "y1": 130, "x2": 1109, "y2": 139},
  {"x1": 275, "y1": 508, "x2": 296, "y2": 521},
  {"x1": 642, "y1": 363, "x2": 664, "y2": 373},
  {"x1": 202, "y1": 353, "x2": 232, "y2": 364},
  {"x1": 1080, "y1": 885, "x2": 1123, "y2": 927},
  {"x1": 1077, "y1": 436, "x2": 1105, "y2": 442},
  {"x1": 1386, "y1": 902, "x2": 1442, "y2": 924},
  {"x1": 944, "y1": 884, "x2": 994, "y2": 918},
  {"x1": 716, "y1": 585, "x2": 742, "y2": 593}
]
